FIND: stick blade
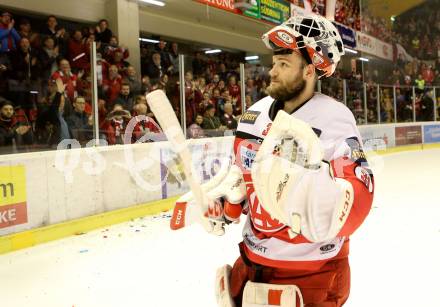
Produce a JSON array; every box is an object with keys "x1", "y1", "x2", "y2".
[{"x1": 146, "y1": 89, "x2": 182, "y2": 130}]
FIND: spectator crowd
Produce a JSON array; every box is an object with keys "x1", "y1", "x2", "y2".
[
  {"x1": 335, "y1": 0, "x2": 361, "y2": 31},
  {"x1": 393, "y1": 0, "x2": 440, "y2": 61},
  {"x1": 1, "y1": 4, "x2": 440, "y2": 155},
  {"x1": 0, "y1": 11, "x2": 170, "y2": 154},
  {"x1": 387, "y1": 0, "x2": 440, "y2": 122},
  {"x1": 361, "y1": 9, "x2": 393, "y2": 42},
  {"x1": 319, "y1": 0, "x2": 440, "y2": 124},
  {"x1": 0, "y1": 10, "x2": 276, "y2": 154}
]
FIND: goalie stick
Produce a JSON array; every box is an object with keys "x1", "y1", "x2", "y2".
[{"x1": 145, "y1": 90, "x2": 223, "y2": 234}]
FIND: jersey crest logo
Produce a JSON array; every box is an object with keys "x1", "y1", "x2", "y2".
[
  {"x1": 248, "y1": 190, "x2": 285, "y2": 233},
  {"x1": 240, "y1": 147, "x2": 256, "y2": 170}
]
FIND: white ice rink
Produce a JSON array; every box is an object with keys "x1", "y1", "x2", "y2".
[{"x1": 0, "y1": 149, "x2": 439, "y2": 307}]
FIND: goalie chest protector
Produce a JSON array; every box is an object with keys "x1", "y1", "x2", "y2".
[{"x1": 234, "y1": 93, "x2": 363, "y2": 270}]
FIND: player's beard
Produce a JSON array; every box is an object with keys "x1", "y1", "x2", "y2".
[{"x1": 267, "y1": 75, "x2": 306, "y2": 102}]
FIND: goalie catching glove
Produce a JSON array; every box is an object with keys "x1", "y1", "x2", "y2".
[
  {"x1": 170, "y1": 164, "x2": 247, "y2": 235},
  {"x1": 251, "y1": 110, "x2": 354, "y2": 242}
]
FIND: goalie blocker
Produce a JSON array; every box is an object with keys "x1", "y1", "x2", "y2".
[{"x1": 170, "y1": 165, "x2": 247, "y2": 235}]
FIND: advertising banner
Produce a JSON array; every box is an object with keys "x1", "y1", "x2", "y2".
[
  {"x1": 334, "y1": 22, "x2": 356, "y2": 49},
  {"x1": 359, "y1": 125, "x2": 396, "y2": 151},
  {"x1": 291, "y1": 4, "x2": 307, "y2": 16},
  {"x1": 356, "y1": 31, "x2": 393, "y2": 61},
  {"x1": 236, "y1": 0, "x2": 261, "y2": 18},
  {"x1": 260, "y1": 0, "x2": 291, "y2": 24},
  {"x1": 356, "y1": 31, "x2": 376, "y2": 55},
  {"x1": 395, "y1": 126, "x2": 422, "y2": 146},
  {"x1": 290, "y1": 0, "x2": 307, "y2": 17},
  {"x1": 394, "y1": 43, "x2": 414, "y2": 62},
  {"x1": 376, "y1": 39, "x2": 393, "y2": 61},
  {"x1": 423, "y1": 124, "x2": 440, "y2": 143},
  {"x1": 195, "y1": 0, "x2": 236, "y2": 12},
  {"x1": 195, "y1": 0, "x2": 261, "y2": 20},
  {"x1": 0, "y1": 165, "x2": 28, "y2": 229}
]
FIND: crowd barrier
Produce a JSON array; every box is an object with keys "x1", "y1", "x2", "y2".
[
  {"x1": 359, "y1": 121, "x2": 440, "y2": 150},
  {"x1": 1, "y1": 121, "x2": 439, "y2": 254},
  {"x1": 0, "y1": 136, "x2": 233, "y2": 237}
]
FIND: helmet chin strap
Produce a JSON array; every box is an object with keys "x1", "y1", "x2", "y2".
[{"x1": 316, "y1": 70, "x2": 327, "y2": 80}]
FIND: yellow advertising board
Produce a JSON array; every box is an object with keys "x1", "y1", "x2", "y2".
[{"x1": 0, "y1": 165, "x2": 27, "y2": 229}]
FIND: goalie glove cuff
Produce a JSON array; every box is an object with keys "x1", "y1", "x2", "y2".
[{"x1": 297, "y1": 164, "x2": 354, "y2": 242}]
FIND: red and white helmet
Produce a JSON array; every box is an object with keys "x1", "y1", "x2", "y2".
[{"x1": 262, "y1": 14, "x2": 345, "y2": 78}]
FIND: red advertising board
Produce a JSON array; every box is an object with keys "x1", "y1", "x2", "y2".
[
  {"x1": 194, "y1": 0, "x2": 263, "y2": 21},
  {"x1": 0, "y1": 203, "x2": 28, "y2": 229},
  {"x1": 196, "y1": 0, "x2": 238, "y2": 12},
  {"x1": 0, "y1": 165, "x2": 28, "y2": 229},
  {"x1": 395, "y1": 126, "x2": 422, "y2": 146}
]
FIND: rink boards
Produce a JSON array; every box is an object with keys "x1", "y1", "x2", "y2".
[{"x1": 0, "y1": 122, "x2": 439, "y2": 254}]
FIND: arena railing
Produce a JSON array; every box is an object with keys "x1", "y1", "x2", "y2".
[{"x1": 1, "y1": 48, "x2": 439, "y2": 155}]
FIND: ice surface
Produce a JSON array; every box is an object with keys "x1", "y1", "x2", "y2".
[{"x1": 0, "y1": 149, "x2": 439, "y2": 307}]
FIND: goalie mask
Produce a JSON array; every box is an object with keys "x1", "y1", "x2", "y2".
[{"x1": 262, "y1": 14, "x2": 345, "y2": 78}]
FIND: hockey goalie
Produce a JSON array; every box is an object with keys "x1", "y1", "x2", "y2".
[{"x1": 170, "y1": 14, "x2": 374, "y2": 307}]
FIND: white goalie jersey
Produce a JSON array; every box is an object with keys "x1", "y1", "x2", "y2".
[{"x1": 234, "y1": 93, "x2": 374, "y2": 270}]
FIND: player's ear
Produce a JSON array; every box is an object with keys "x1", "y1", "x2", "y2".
[{"x1": 303, "y1": 64, "x2": 315, "y2": 79}]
